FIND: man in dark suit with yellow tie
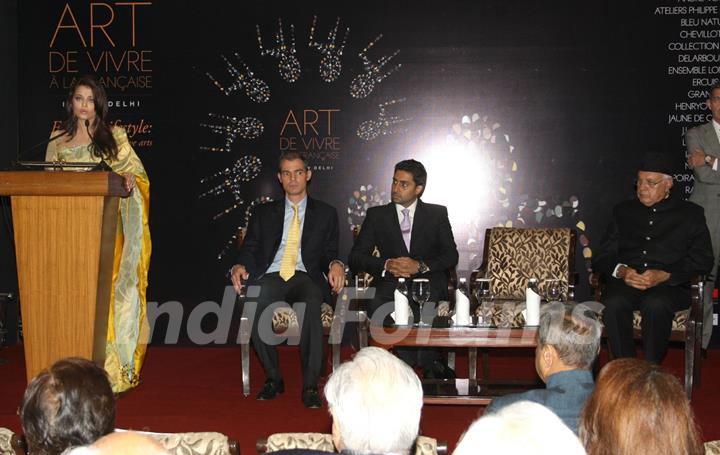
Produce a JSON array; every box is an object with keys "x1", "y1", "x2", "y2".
[
  {"x1": 230, "y1": 151, "x2": 345, "y2": 408},
  {"x1": 349, "y1": 159, "x2": 459, "y2": 377}
]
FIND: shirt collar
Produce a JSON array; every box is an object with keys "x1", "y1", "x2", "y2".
[
  {"x1": 713, "y1": 119, "x2": 720, "y2": 134},
  {"x1": 395, "y1": 199, "x2": 418, "y2": 218},
  {"x1": 285, "y1": 196, "x2": 307, "y2": 210}
]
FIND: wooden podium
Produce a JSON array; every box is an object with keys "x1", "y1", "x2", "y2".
[{"x1": 0, "y1": 171, "x2": 129, "y2": 381}]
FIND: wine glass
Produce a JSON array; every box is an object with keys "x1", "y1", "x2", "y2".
[
  {"x1": 412, "y1": 278, "x2": 431, "y2": 326},
  {"x1": 474, "y1": 278, "x2": 493, "y2": 304},
  {"x1": 544, "y1": 279, "x2": 562, "y2": 303}
]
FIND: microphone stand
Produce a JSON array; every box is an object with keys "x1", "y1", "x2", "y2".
[{"x1": 85, "y1": 119, "x2": 112, "y2": 172}]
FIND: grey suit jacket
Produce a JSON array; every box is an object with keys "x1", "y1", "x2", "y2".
[{"x1": 687, "y1": 121, "x2": 720, "y2": 256}]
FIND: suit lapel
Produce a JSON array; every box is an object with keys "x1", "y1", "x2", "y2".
[
  {"x1": 386, "y1": 202, "x2": 409, "y2": 255},
  {"x1": 409, "y1": 199, "x2": 425, "y2": 255},
  {"x1": 704, "y1": 122, "x2": 720, "y2": 154},
  {"x1": 270, "y1": 199, "x2": 285, "y2": 254},
  {"x1": 301, "y1": 197, "x2": 316, "y2": 250}
]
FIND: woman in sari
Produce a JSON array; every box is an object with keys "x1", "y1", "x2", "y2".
[{"x1": 45, "y1": 75, "x2": 151, "y2": 394}]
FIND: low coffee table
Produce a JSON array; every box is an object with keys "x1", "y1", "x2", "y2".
[{"x1": 369, "y1": 325, "x2": 542, "y2": 405}]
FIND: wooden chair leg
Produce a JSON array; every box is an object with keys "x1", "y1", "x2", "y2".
[
  {"x1": 481, "y1": 350, "x2": 490, "y2": 379},
  {"x1": 358, "y1": 311, "x2": 369, "y2": 348},
  {"x1": 468, "y1": 348, "x2": 477, "y2": 381},
  {"x1": 239, "y1": 316, "x2": 251, "y2": 397}
]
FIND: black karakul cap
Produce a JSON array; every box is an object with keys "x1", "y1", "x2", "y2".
[{"x1": 639, "y1": 151, "x2": 675, "y2": 175}]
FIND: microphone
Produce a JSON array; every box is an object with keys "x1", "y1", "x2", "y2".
[
  {"x1": 13, "y1": 130, "x2": 68, "y2": 165},
  {"x1": 85, "y1": 119, "x2": 111, "y2": 172}
]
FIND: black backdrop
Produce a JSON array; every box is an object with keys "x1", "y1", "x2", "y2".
[{"x1": 3, "y1": 0, "x2": 718, "y2": 343}]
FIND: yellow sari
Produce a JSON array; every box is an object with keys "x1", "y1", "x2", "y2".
[{"x1": 46, "y1": 127, "x2": 151, "y2": 393}]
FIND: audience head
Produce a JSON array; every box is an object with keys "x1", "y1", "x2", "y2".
[
  {"x1": 20, "y1": 357, "x2": 115, "y2": 455},
  {"x1": 324, "y1": 347, "x2": 423, "y2": 455},
  {"x1": 535, "y1": 303, "x2": 601, "y2": 382},
  {"x1": 454, "y1": 401, "x2": 586, "y2": 455},
  {"x1": 64, "y1": 432, "x2": 169, "y2": 455},
  {"x1": 579, "y1": 358, "x2": 703, "y2": 455}
]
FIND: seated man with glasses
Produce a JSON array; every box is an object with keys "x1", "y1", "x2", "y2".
[{"x1": 593, "y1": 153, "x2": 713, "y2": 364}]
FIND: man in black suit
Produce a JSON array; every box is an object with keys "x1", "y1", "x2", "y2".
[
  {"x1": 593, "y1": 153, "x2": 713, "y2": 364},
  {"x1": 349, "y1": 159, "x2": 459, "y2": 376},
  {"x1": 230, "y1": 151, "x2": 345, "y2": 408}
]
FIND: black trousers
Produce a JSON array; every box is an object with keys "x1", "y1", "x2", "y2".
[
  {"x1": 369, "y1": 282, "x2": 443, "y2": 369},
  {"x1": 602, "y1": 280, "x2": 689, "y2": 364},
  {"x1": 249, "y1": 272, "x2": 323, "y2": 388}
]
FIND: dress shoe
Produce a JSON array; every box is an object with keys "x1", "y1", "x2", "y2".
[
  {"x1": 256, "y1": 378, "x2": 284, "y2": 400},
  {"x1": 302, "y1": 387, "x2": 322, "y2": 408},
  {"x1": 423, "y1": 360, "x2": 457, "y2": 380}
]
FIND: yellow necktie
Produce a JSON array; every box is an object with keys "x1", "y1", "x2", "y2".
[{"x1": 279, "y1": 204, "x2": 300, "y2": 281}]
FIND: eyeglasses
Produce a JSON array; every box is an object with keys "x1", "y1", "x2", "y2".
[{"x1": 636, "y1": 179, "x2": 665, "y2": 188}]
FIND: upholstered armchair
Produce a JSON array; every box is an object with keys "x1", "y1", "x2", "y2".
[
  {"x1": 234, "y1": 226, "x2": 343, "y2": 397},
  {"x1": 256, "y1": 433, "x2": 447, "y2": 455},
  {"x1": 590, "y1": 272, "x2": 703, "y2": 399},
  {"x1": 435, "y1": 227, "x2": 576, "y2": 379},
  {"x1": 4, "y1": 430, "x2": 240, "y2": 455}
]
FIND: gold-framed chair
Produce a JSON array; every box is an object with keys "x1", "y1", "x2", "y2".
[
  {"x1": 438, "y1": 227, "x2": 577, "y2": 379},
  {"x1": 590, "y1": 272, "x2": 703, "y2": 399},
  {"x1": 234, "y1": 227, "x2": 343, "y2": 397}
]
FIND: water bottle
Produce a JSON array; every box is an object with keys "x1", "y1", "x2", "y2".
[
  {"x1": 455, "y1": 278, "x2": 471, "y2": 326},
  {"x1": 397, "y1": 278, "x2": 408, "y2": 295},
  {"x1": 394, "y1": 278, "x2": 410, "y2": 325},
  {"x1": 458, "y1": 277, "x2": 469, "y2": 296},
  {"x1": 525, "y1": 278, "x2": 541, "y2": 326}
]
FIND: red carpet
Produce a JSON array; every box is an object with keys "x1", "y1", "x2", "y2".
[{"x1": 0, "y1": 344, "x2": 718, "y2": 454}]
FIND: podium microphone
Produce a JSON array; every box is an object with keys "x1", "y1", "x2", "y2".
[
  {"x1": 13, "y1": 130, "x2": 67, "y2": 165},
  {"x1": 85, "y1": 119, "x2": 111, "y2": 171}
]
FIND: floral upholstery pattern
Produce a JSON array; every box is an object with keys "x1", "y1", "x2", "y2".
[
  {"x1": 265, "y1": 433, "x2": 335, "y2": 452},
  {"x1": 271, "y1": 303, "x2": 334, "y2": 333},
  {"x1": 632, "y1": 308, "x2": 688, "y2": 332},
  {"x1": 141, "y1": 431, "x2": 236, "y2": 455},
  {"x1": 0, "y1": 428, "x2": 12, "y2": 455},
  {"x1": 262, "y1": 433, "x2": 440, "y2": 455},
  {"x1": 705, "y1": 440, "x2": 720, "y2": 455},
  {"x1": 484, "y1": 227, "x2": 572, "y2": 299}
]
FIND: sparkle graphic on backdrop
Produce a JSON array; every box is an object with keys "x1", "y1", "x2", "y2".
[
  {"x1": 308, "y1": 16, "x2": 350, "y2": 83},
  {"x1": 256, "y1": 19, "x2": 302, "y2": 83},
  {"x1": 357, "y1": 98, "x2": 409, "y2": 141},
  {"x1": 445, "y1": 113, "x2": 593, "y2": 271},
  {"x1": 199, "y1": 114, "x2": 264, "y2": 152},
  {"x1": 350, "y1": 35, "x2": 401, "y2": 99},
  {"x1": 346, "y1": 184, "x2": 388, "y2": 232},
  {"x1": 206, "y1": 55, "x2": 271, "y2": 103},
  {"x1": 198, "y1": 16, "x2": 406, "y2": 258}
]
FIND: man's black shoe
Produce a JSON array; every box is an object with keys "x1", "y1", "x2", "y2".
[
  {"x1": 424, "y1": 360, "x2": 457, "y2": 380},
  {"x1": 302, "y1": 387, "x2": 322, "y2": 408},
  {"x1": 256, "y1": 378, "x2": 284, "y2": 400}
]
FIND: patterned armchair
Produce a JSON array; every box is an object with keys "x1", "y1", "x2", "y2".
[
  {"x1": 2, "y1": 430, "x2": 239, "y2": 455},
  {"x1": 256, "y1": 433, "x2": 446, "y2": 455},
  {"x1": 590, "y1": 272, "x2": 703, "y2": 400},
  {"x1": 438, "y1": 227, "x2": 576, "y2": 327},
  {"x1": 234, "y1": 227, "x2": 342, "y2": 397},
  {"x1": 436, "y1": 227, "x2": 576, "y2": 380},
  {"x1": 0, "y1": 428, "x2": 12, "y2": 455}
]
